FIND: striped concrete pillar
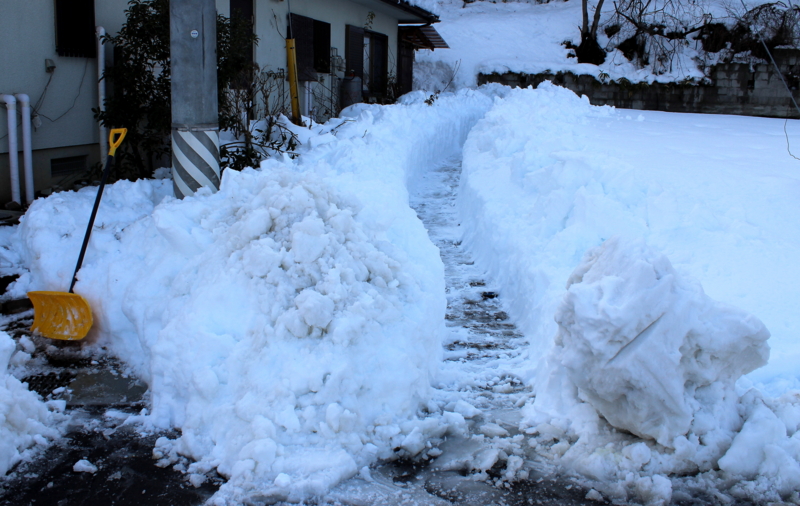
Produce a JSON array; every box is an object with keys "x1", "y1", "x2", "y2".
[
  {"x1": 170, "y1": 0, "x2": 220, "y2": 199},
  {"x1": 171, "y1": 128, "x2": 220, "y2": 199}
]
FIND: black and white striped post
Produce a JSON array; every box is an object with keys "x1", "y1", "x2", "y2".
[{"x1": 169, "y1": 0, "x2": 220, "y2": 199}]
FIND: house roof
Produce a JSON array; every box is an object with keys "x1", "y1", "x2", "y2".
[
  {"x1": 399, "y1": 25, "x2": 449, "y2": 50},
  {"x1": 351, "y1": 0, "x2": 439, "y2": 24}
]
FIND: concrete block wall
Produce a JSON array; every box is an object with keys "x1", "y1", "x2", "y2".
[{"x1": 479, "y1": 49, "x2": 800, "y2": 119}]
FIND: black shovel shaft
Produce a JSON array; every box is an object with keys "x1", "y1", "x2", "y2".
[{"x1": 69, "y1": 153, "x2": 115, "y2": 294}]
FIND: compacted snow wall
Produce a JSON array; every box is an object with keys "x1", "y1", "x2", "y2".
[
  {"x1": 458, "y1": 84, "x2": 800, "y2": 504},
  {"x1": 4, "y1": 89, "x2": 498, "y2": 502}
]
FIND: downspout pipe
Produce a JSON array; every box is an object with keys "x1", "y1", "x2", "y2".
[
  {"x1": 14, "y1": 94, "x2": 34, "y2": 205},
  {"x1": 96, "y1": 26, "x2": 108, "y2": 161},
  {"x1": 0, "y1": 94, "x2": 20, "y2": 205}
]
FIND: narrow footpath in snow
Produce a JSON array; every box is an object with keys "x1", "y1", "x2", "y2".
[
  {"x1": 327, "y1": 159, "x2": 601, "y2": 506},
  {"x1": 414, "y1": 158, "x2": 527, "y2": 409}
]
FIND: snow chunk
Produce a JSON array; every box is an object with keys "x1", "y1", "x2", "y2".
[
  {"x1": 718, "y1": 403, "x2": 790, "y2": 481},
  {"x1": 453, "y1": 400, "x2": 481, "y2": 419},
  {"x1": 539, "y1": 237, "x2": 769, "y2": 447},
  {"x1": 73, "y1": 459, "x2": 98, "y2": 473}
]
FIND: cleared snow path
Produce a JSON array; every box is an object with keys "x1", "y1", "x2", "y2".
[{"x1": 412, "y1": 159, "x2": 528, "y2": 414}]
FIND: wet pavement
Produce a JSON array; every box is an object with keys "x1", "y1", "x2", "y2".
[{"x1": 0, "y1": 307, "x2": 221, "y2": 506}]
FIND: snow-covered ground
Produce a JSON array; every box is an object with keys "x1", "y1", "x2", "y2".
[
  {"x1": 2, "y1": 42, "x2": 800, "y2": 503},
  {"x1": 459, "y1": 83, "x2": 800, "y2": 504},
  {"x1": 0, "y1": 330, "x2": 65, "y2": 477},
  {"x1": 414, "y1": 0, "x2": 773, "y2": 90},
  {"x1": 0, "y1": 88, "x2": 501, "y2": 503},
  {"x1": 2, "y1": 85, "x2": 799, "y2": 504}
]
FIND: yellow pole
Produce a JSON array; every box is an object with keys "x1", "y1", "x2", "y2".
[{"x1": 286, "y1": 39, "x2": 302, "y2": 125}]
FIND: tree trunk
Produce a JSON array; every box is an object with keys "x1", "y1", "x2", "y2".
[{"x1": 578, "y1": 0, "x2": 607, "y2": 64}]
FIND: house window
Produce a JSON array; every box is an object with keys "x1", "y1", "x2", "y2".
[
  {"x1": 345, "y1": 25, "x2": 388, "y2": 96},
  {"x1": 51, "y1": 155, "x2": 88, "y2": 177},
  {"x1": 54, "y1": 0, "x2": 96, "y2": 58},
  {"x1": 289, "y1": 13, "x2": 331, "y2": 81}
]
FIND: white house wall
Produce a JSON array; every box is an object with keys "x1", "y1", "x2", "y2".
[
  {"x1": 0, "y1": 0, "x2": 129, "y2": 204},
  {"x1": 254, "y1": 0, "x2": 400, "y2": 85},
  {"x1": 0, "y1": 0, "x2": 403, "y2": 204}
]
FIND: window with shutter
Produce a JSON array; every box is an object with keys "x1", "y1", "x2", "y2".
[
  {"x1": 313, "y1": 20, "x2": 331, "y2": 73},
  {"x1": 397, "y1": 41, "x2": 414, "y2": 96},
  {"x1": 345, "y1": 26, "x2": 389, "y2": 98},
  {"x1": 54, "y1": 0, "x2": 96, "y2": 58},
  {"x1": 289, "y1": 14, "x2": 330, "y2": 81},
  {"x1": 367, "y1": 31, "x2": 388, "y2": 94},
  {"x1": 345, "y1": 25, "x2": 364, "y2": 80}
]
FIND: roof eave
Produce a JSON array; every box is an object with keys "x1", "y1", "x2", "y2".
[{"x1": 374, "y1": 0, "x2": 440, "y2": 24}]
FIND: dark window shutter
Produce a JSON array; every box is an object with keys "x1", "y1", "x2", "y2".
[
  {"x1": 289, "y1": 13, "x2": 316, "y2": 81},
  {"x1": 55, "y1": 0, "x2": 96, "y2": 58},
  {"x1": 312, "y1": 20, "x2": 330, "y2": 73},
  {"x1": 345, "y1": 25, "x2": 364, "y2": 80},
  {"x1": 397, "y1": 41, "x2": 414, "y2": 96},
  {"x1": 230, "y1": 0, "x2": 253, "y2": 20},
  {"x1": 369, "y1": 32, "x2": 388, "y2": 94},
  {"x1": 230, "y1": 0, "x2": 254, "y2": 64}
]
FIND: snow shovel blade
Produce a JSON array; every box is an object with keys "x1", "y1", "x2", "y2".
[{"x1": 27, "y1": 291, "x2": 93, "y2": 341}]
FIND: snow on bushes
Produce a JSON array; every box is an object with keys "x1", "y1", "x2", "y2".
[{"x1": 0, "y1": 331, "x2": 63, "y2": 475}]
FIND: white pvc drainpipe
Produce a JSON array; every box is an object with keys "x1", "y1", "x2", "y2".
[
  {"x1": 1, "y1": 94, "x2": 20, "y2": 205},
  {"x1": 96, "y1": 26, "x2": 107, "y2": 160},
  {"x1": 14, "y1": 94, "x2": 34, "y2": 204}
]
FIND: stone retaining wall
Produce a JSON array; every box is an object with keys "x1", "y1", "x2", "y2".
[{"x1": 478, "y1": 48, "x2": 800, "y2": 118}]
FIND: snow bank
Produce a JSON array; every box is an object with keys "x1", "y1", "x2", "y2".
[
  {"x1": 2, "y1": 88, "x2": 498, "y2": 501},
  {"x1": 459, "y1": 82, "x2": 615, "y2": 360},
  {"x1": 0, "y1": 331, "x2": 63, "y2": 476},
  {"x1": 459, "y1": 83, "x2": 800, "y2": 503},
  {"x1": 536, "y1": 237, "x2": 769, "y2": 447}
]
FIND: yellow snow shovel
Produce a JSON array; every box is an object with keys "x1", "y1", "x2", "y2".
[{"x1": 28, "y1": 128, "x2": 127, "y2": 340}]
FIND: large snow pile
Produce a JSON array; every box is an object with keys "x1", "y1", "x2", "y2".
[
  {"x1": 0, "y1": 88, "x2": 499, "y2": 502},
  {"x1": 537, "y1": 237, "x2": 770, "y2": 447},
  {"x1": 0, "y1": 331, "x2": 63, "y2": 476},
  {"x1": 459, "y1": 83, "x2": 800, "y2": 503},
  {"x1": 144, "y1": 166, "x2": 441, "y2": 501}
]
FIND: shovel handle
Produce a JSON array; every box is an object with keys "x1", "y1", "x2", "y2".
[
  {"x1": 109, "y1": 128, "x2": 127, "y2": 156},
  {"x1": 69, "y1": 128, "x2": 126, "y2": 293}
]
